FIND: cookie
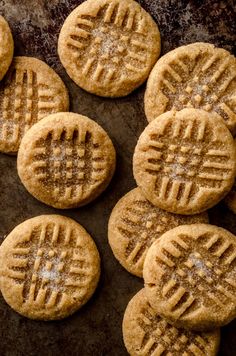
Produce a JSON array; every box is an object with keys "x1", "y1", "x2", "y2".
[
  {"x1": 58, "y1": 0, "x2": 160, "y2": 97},
  {"x1": 0, "y1": 56, "x2": 69, "y2": 154},
  {"x1": 0, "y1": 215, "x2": 100, "y2": 320},
  {"x1": 17, "y1": 112, "x2": 116, "y2": 209},
  {"x1": 108, "y1": 187, "x2": 208, "y2": 277},
  {"x1": 143, "y1": 224, "x2": 236, "y2": 331},
  {"x1": 133, "y1": 108, "x2": 236, "y2": 215},
  {"x1": 144, "y1": 42, "x2": 236, "y2": 135},
  {"x1": 123, "y1": 289, "x2": 220, "y2": 356},
  {"x1": 0, "y1": 16, "x2": 14, "y2": 81}
]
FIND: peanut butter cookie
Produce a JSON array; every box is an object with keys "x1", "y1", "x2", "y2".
[
  {"x1": 123, "y1": 289, "x2": 220, "y2": 356},
  {"x1": 17, "y1": 112, "x2": 116, "y2": 209},
  {"x1": 145, "y1": 42, "x2": 236, "y2": 135},
  {"x1": 0, "y1": 56, "x2": 69, "y2": 154},
  {"x1": 0, "y1": 215, "x2": 100, "y2": 320},
  {"x1": 108, "y1": 188, "x2": 208, "y2": 277},
  {"x1": 58, "y1": 0, "x2": 160, "y2": 97},
  {"x1": 143, "y1": 224, "x2": 236, "y2": 330},
  {"x1": 133, "y1": 109, "x2": 236, "y2": 215}
]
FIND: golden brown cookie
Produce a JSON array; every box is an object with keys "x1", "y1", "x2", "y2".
[
  {"x1": 123, "y1": 289, "x2": 220, "y2": 356},
  {"x1": 58, "y1": 0, "x2": 160, "y2": 97},
  {"x1": 133, "y1": 108, "x2": 236, "y2": 215},
  {"x1": 17, "y1": 112, "x2": 116, "y2": 209},
  {"x1": 0, "y1": 56, "x2": 69, "y2": 154},
  {"x1": 144, "y1": 42, "x2": 236, "y2": 135},
  {"x1": 108, "y1": 187, "x2": 208, "y2": 277},
  {"x1": 143, "y1": 224, "x2": 236, "y2": 331},
  {"x1": 0, "y1": 215, "x2": 100, "y2": 320},
  {"x1": 0, "y1": 16, "x2": 14, "y2": 81}
]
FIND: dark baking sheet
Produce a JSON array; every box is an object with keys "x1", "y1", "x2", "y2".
[{"x1": 0, "y1": 1, "x2": 235, "y2": 355}]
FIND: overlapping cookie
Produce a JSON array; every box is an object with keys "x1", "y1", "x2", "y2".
[
  {"x1": 0, "y1": 215, "x2": 100, "y2": 320},
  {"x1": 143, "y1": 224, "x2": 236, "y2": 331},
  {"x1": 133, "y1": 108, "x2": 236, "y2": 215},
  {"x1": 145, "y1": 42, "x2": 236, "y2": 135},
  {"x1": 58, "y1": 0, "x2": 161, "y2": 97},
  {"x1": 0, "y1": 57, "x2": 69, "y2": 154},
  {"x1": 108, "y1": 187, "x2": 208, "y2": 277},
  {"x1": 123, "y1": 289, "x2": 220, "y2": 356},
  {"x1": 17, "y1": 112, "x2": 116, "y2": 209}
]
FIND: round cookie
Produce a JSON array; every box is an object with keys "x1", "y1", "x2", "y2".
[
  {"x1": 0, "y1": 56, "x2": 69, "y2": 154},
  {"x1": 108, "y1": 187, "x2": 208, "y2": 277},
  {"x1": 143, "y1": 224, "x2": 236, "y2": 331},
  {"x1": 123, "y1": 289, "x2": 220, "y2": 356},
  {"x1": 0, "y1": 215, "x2": 100, "y2": 320},
  {"x1": 0, "y1": 16, "x2": 14, "y2": 81},
  {"x1": 17, "y1": 112, "x2": 116, "y2": 209},
  {"x1": 133, "y1": 108, "x2": 236, "y2": 215},
  {"x1": 58, "y1": 0, "x2": 161, "y2": 97},
  {"x1": 144, "y1": 42, "x2": 236, "y2": 135}
]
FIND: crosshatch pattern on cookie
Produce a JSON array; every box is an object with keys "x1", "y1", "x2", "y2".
[
  {"x1": 137, "y1": 300, "x2": 213, "y2": 355},
  {"x1": 123, "y1": 289, "x2": 220, "y2": 356},
  {"x1": 65, "y1": 2, "x2": 152, "y2": 84},
  {"x1": 146, "y1": 45, "x2": 236, "y2": 131},
  {"x1": 0, "y1": 68, "x2": 62, "y2": 148},
  {"x1": 139, "y1": 117, "x2": 234, "y2": 207},
  {"x1": 31, "y1": 126, "x2": 108, "y2": 200},
  {"x1": 7, "y1": 222, "x2": 94, "y2": 308},
  {"x1": 115, "y1": 193, "x2": 207, "y2": 272},
  {"x1": 118, "y1": 200, "x2": 166, "y2": 268},
  {"x1": 148, "y1": 230, "x2": 236, "y2": 319}
]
